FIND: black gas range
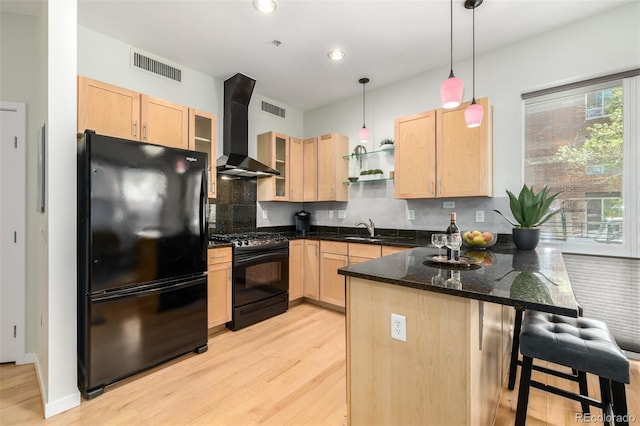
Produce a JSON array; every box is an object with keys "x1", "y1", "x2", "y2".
[
  {"x1": 209, "y1": 232, "x2": 288, "y2": 250},
  {"x1": 209, "y1": 232, "x2": 289, "y2": 330}
]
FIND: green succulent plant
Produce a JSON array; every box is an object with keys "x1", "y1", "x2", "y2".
[
  {"x1": 494, "y1": 184, "x2": 561, "y2": 229},
  {"x1": 379, "y1": 138, "x2": 394, "y2": 146}
]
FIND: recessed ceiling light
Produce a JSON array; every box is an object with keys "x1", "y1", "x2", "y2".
[
  {"x1": 253, "y1": 0, "x2": 277, "y2": 14},
  {"x1": 327, "y1": 49, "x2": 346, "y2": 61}
]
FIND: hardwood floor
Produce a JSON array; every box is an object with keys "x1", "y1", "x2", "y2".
[{"x1": 1, "y1": 303, "x2": 638, "y2": 425}]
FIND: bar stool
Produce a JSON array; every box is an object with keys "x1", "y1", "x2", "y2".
[
  {"x1": 507, "y1": 306, "x2": 590, "y2": 416},
  {"x1": 515, "y1": 310, "x2": 630, "y2": 426}
]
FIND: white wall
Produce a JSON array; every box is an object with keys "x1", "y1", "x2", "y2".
[
  {"x1": 297, "y1": 2, "x2": 640, "y2": 233},
  {"x1": 46, "y1": 0, "x2": 81, "y2": 416}
]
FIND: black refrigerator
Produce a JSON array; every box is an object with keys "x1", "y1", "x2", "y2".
[{"x1": 77, "y1": 131, "x2": 208, "y2": 399}]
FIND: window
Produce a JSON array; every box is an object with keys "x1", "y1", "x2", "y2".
[
  {"x1": 523, "y1": 73, "x2": 639, "y2": 257},
  {"x1": 585, "y1": 88, "x2": 614, "y2": 120}
]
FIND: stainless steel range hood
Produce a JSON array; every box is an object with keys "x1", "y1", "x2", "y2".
[{"x1": 216, "y1": 73, "x2": 279, "y2": 178}]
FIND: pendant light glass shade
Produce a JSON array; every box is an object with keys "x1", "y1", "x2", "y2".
[
  {"x1": 358, "y1": 77, "x2": 370, "y2": 144},
  {"x1": 465, "y1": 99, "x2": 483, "y2": 128},
  {"x1": 440, "y1": 0, "x2": 463, "y2": 108},
  {"x1": 358, "y1": 127, "x2": 370, "y2": 143},
  {"x1": 464, "y1": 0, "x2": 483, "y2": 128}
]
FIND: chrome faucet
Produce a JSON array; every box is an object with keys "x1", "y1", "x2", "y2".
[{"x1": 355, "y1": 219, "x2": 375, "y2": 238}]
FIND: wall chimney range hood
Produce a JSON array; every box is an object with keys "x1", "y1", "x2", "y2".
[{"x1": 216, "y1": 73, "x2": 280, "y2": 178}]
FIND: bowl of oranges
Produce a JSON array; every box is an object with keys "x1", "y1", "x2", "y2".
[{"x1": 462, "y1": 230, "x2": 497, "y2": 249}]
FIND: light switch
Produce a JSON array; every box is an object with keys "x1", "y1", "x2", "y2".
[{"x1": 328, "y1": 210, "x2": 335, "y2": 219}]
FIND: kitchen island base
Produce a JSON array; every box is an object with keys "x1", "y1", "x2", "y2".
[{"x1": 346, "y1": 277, "x2": 512, "y2": 426}]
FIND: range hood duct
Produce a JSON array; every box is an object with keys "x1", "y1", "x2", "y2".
[{"x1": 216, "y1": 73, "x2": 279, "y2": 178}]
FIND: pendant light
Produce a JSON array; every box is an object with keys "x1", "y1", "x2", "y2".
[
  {"x1": 440, "y1": 0, "x2": 463, "y2": 109},
  {"x1": 358, "y1": 77, "x2": 370, "y2": 143},
  {"x1": 464, "y1": 0, "x2": 483, "y2": 128}
]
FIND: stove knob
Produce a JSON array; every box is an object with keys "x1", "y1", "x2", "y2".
[
  {"x1": 244, "y1": 240, "x2": 250, "y2": 246},
  {"x1": 235, "y1": 241, "x2": 242, "y2": 247}
]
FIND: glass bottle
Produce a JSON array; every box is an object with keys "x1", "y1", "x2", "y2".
[{"x1": 446, "y1": 212, "x2": 460, "y2": 260}]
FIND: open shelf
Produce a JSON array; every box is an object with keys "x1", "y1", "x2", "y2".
[{"x1": 343, "y1": 147, "x2": 394, "y2": 159}]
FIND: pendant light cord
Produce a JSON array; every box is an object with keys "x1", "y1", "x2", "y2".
[
  {"x1": 472, "y1": 5, "x2": 476, "y2": 100},
  {"x1": 449, "y1": 0, "x2": 453, "y2": 72}
]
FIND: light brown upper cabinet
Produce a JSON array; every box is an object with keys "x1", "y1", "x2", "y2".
[
  {"x1": 303, "y1": 137, "x2": 318, "y2": 202},
  {"x1": 394, "y1": 110, "x2": 436, "y2": 199},
  {"x1": 317, "y1": 133, "x2": 349, "y2": 202},
  {"x1": 140, "y1": 94, "x2": 188, "y2": 149},
  {"x1": 257, "y1": 131, "x2": 290, "y2": 201},
  {"x1": 289, "y1": 137, "x2": 304, "y2": 202},
  {"x1": 77, "y1": 76, "x2": 140, "y2": 140},
  {"x1": 78, "y1": 76, "x2": 189, "y2": 150},
  {"x1": 436, "y1": 97, "x2": 492, "y2": 197},
  {"x1": 394, "y1": 97, "x2": 492, "y2": 199},
  {"x1": 189, "y1": 109, "x2": 217, "y2": 198}
]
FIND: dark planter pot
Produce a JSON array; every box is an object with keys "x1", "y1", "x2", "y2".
[{"x1": 512, "y1": 228, "x2": 540, "y2": 250}]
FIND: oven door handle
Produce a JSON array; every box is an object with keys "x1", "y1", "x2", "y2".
[{"x1": 234, "y1": 249, "x2": 288, "y2": 266}]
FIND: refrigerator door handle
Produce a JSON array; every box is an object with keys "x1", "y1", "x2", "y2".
[
  {"x1": 91, "y1": 276, "x2": 205, "y2": 303},
  {"x1": 200, "y1": 168, "x2": 208, "y2": 259}
]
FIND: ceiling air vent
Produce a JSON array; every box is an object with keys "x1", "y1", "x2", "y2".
[
  {"x1": 131, "y1": 49, "x2": 182, "y2": 83},
  {"x1": 261, "y1": 100, "x2": 286, "y2": 119}
]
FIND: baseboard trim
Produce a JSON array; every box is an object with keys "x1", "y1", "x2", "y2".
[{"x1": 31, "y1": 353, "x2": 81, "y2": 418}]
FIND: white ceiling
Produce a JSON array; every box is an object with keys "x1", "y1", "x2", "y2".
[{"x1": 2, "y1": 0, "x2": 633, "y2": 110}]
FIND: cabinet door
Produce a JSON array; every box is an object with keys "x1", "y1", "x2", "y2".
[
  {"x1": 320, "y1": 252, "x2": 348, "y2": 307},
  {"x1": 140, "y1": 94, "x2": 189, "y2": 149},
  {"x1": 288, "y1": 240, "x2": 304, "y2": 301},
  {"x1": 317, "y1": 133, "x2": 349, "y2": 201},
  {"x1": 303, "y1": 137, "x2": 318, "y2": 201},
  {"x1": 77, "y1": 76, "x2": 140, "y2": 140},
  {"x1": 394, "y1": 110, "x2": 436, "y2": 199},
  {"x1": 189, "y1": 109, "x2": 217, "y2": 198},
  {"x1": 207, "y1": 262, "x2": 231, "y2": 328},
  {"x1": 289, "y1": 137, "x2": 304, "y2": 202},
  {"x1": 257, "y1": 132, "x2": 290, "y2": 201},
  {"x1": 303, "y1": 240, "x2": 320, "y2": 300},
  {"x1": 436, "y1": 97, "x2": 492, "y2": 197}
]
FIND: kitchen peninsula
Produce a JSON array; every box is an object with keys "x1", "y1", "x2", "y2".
[{"x1": 338, "y1": 246, "x2": 579, "y2": 426}]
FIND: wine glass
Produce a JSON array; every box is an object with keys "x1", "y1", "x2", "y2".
[
  {"x1": 445, "y1": 233, "x2": 462, "y2": 262},
  {"x1": 431, "y1": 233, "x2": 446, "y2": 260}
]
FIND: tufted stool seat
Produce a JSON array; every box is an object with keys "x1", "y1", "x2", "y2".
[{"x1": 515, "y1": 310, "x2": 630, "y2": 426}]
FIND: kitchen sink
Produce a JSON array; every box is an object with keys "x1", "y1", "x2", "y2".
[{"x1": 343, "y1": 236, "x2": 384, "y2": 242}]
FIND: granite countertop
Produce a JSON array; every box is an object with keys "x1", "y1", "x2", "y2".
[{"x1": 338, "y1": 245, "x2": 580, "y2": 317}]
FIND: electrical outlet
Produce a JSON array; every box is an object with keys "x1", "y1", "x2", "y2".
[
  {"x1": 338, "y1": 210, "x2": 346, "y2": 219},
  {"x1": 407, "y1": 210, "x2": 415, "y2": 220},
  {"x1": 475, "y1": 210, "x2": 485, "y2": 222},
  {"x1": 443, "y1": 201, "x2": 455, "y2": 209},
  {"x1": 391, "y1": 313, "x2": 406, "y2": 342},
  {"x1": 328, "y1": 210, "x2": 334, "y2": 219},
  {"x1": 262, "y1": 210, "x2": 268, "y2": 219}
]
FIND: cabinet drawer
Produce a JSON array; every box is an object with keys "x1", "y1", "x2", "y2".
[
  {"x1": 208, "y1": 247, "x2": 232, "y2": 265},
  {"x1": 348, "y1": 243, "x2": 381, "y2": 259},
  {"x1": 320, "y1": 240, "x2": 348, "y2": 255}
]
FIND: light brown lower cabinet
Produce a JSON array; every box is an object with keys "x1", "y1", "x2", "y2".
[
  {"x1": 348, "y1": 243, "x2": 381, "y2": 265},
  {"x1": 207, "y1": 247, "x2": 232, "y2": 328},
  {"x1": 303, "y1": 240, "x2": 320, "y2": 300},
  {"x1": 288, "y1": 240, "x2": 304, "y2": 301},
  {"x1": 319, "y1": 241, "x2": 348, "y2": 307}
]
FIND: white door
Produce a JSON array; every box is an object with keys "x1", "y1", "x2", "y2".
[{"x1": 0, "y1": 102, "x2": 26, "y2": 363}]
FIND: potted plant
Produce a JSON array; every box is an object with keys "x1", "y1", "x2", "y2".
[
  {"x1": 379, "y1": 138, "x2": 394, "y2": 150},
  {"x1": 493, "y1": 184, "x2": 561, "y2": 250},
  {"x1": 351, "y1": 144, "x2": 367, "y2": 171}
]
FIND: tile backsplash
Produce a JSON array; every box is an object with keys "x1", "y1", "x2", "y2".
[{"x1": 211, "y1": 176, "x2": 258, "y2": 233}]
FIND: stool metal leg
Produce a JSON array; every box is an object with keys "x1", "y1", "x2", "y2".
[
  {"x1": 600, "y1": 377, "x2": 613, "y2": 423},
  {"x1": 515, "y1": 355, "x2": 533, "y2": 426},
  {"x1": 611, "y1": 381, "x2": 629, "y2": 426},
  {"x1": 508, "y1": 309, "x2": 524, "y2": 390},
  {"x1": 578, "y1": 370, "x2": 590, "y2": 414}
]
